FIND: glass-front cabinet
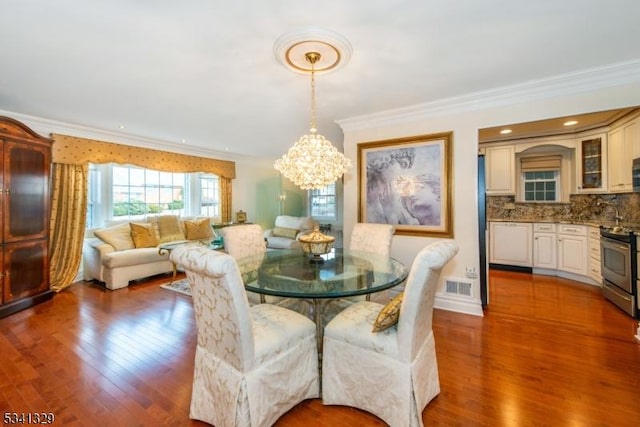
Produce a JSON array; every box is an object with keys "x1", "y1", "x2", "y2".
[{"x1": 576, "y1": 132, "x2": 607, "y2": 193}]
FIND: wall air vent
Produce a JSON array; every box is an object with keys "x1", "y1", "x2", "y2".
[{"x1": 444, "y1": 278, "x2": 473, "y2": 298}]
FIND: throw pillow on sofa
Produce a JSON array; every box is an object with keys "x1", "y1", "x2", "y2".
[
  {"x1": 272, "y1": 226, "x2": 299, "y2": 239},
  {"x1": 184, "y1": 217, "x2": 213, "y2": 240},
  {"x1": 94, "y1": 223, "x2": 136, "y2": 251},
  {"x1": 157, "y1": 215, "x2": 186, "y2": 243},
  {"x1": 130, "y1": 222, "x2": 159, "y2": 248}
]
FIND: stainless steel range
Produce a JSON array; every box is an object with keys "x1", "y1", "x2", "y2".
[{"x1": 600, "y1": 226, "x2": 637, "y2": 317}]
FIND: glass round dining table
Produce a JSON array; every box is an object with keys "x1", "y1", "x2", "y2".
[{"x1": 236, "y1": 248, "x2": 408, "y2": 353}]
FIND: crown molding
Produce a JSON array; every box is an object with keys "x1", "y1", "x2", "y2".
[
  {"x1": 0, "y1": 109, "x2": 246, "y2": 161},
  {"x1": 336, "y1": 59, "x2": 640, "y2": 132}
]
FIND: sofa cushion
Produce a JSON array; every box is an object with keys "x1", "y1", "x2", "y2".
[
  {"x1": 157, "y1": 215, "x2": 185, "y2": 243},
  {"x1": 102, "y1": 247, "x2": 169, "y2": 268},
  {"x1": 184, "y1": 217, "x2": 213, "y2": 240},
  {"x1": 130, "y1": 222, "x2": 159, "y2": 248},
  {"x1": 94, "y1": 223, "x2": 135, "y2": 251},
  {"x1": 266, "y1": 236, "x2": 301, "y2": 250},
  {"x1": 272, "y1": 226, "x2": 299, "y2": 239}
]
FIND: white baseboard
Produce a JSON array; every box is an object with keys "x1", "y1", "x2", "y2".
[{"x1": 434, "y1": 293, "x2": 484, "y2": 317}]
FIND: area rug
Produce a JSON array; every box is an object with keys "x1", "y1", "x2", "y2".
[{"x1": 160, "y1": 278, "x2": 192, "y2": 296}]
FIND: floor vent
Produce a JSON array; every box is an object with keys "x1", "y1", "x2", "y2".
[{"x1": 445, "y1": 278, "x2": 472, "y2": 297}]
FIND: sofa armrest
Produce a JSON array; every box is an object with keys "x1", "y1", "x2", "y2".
[
  {"x1": 83, "y1": 237, "x2": 115, "y2": 281},
  {"x1": 88, "y1": 237, "x2": 116, "y2": 254}
]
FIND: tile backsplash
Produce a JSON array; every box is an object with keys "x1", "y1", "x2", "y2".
[{"x1": 487, "y1": 193, "x2": 640, "y2": 225}]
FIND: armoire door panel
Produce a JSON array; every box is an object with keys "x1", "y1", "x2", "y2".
[
  {"x1": 3, "y1": 241, "x2": 49, "y2": 303},
  {"x1": 3, "y1": 141, "x2": 50, "y2": 242}
]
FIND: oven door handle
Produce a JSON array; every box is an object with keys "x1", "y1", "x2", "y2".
[{"x1": 600, "y1": 237, "x2": 632, "y2": 251}]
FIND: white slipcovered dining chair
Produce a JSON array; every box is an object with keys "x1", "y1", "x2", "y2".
[
  {"x1": 219, "y1": 224, "x2": 269, "y2": 304},
  {"x1": 322, "y1": 240, "x2": 459, "y2": 427},
  {"x1": 170, "y1": 245, "x2": 319, "y2": 427},
  {"x1": 349, "y1": 222, "x2": 395, "y2": 303},
  {"x1": 349, "y1": 222, "x2": 394, "y2": 258},
  {"x1": 219, "y1": 224, "x2": 267, "y2": 260}
]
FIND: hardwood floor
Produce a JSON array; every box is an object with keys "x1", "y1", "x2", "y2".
[{"x1": 1, "y1": 269, "x2": 639, "y2": 426}]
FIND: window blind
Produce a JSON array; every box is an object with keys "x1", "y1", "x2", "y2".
[{"x1": 520, "y1": 155, "x2": 562, "y2": 171}]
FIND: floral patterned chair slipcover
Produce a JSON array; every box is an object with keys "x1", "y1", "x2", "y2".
[
  {"x1": 348, "y1": 223, "x2": 395, "y2": 303},
  {"x1": 321, "y1": 240, "x2": 458, "y2": 427},
  {"x1": 349, "y1": 222, "x2": 395, "y2": 258},
  {"x1": 219, "y1": 224, "x2": 267, "y2": 260},
  {"x1": 170, "y1": 245, "x2": 319, "y2": 427},
  {"x1": 219, "y1": 224, "x2": 271, "y2": 305}
]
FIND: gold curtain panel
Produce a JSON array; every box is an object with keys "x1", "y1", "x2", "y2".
[{"x1": 51, "y1": 134, "x2": 236, "y2": 178}]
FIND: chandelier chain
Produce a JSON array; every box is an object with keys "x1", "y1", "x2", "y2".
[
  {"x1": 274, "y1": 49, "x2": 352, "y2": 190},
  {"x1": 309, "y1": 55, "x2": 317, "y2": 133}
]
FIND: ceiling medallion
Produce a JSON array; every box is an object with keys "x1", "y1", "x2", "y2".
[{"x1": 273, "y1": 27, "x2": 352, "y2": 75}]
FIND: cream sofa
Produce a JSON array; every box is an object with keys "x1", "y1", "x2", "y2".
[
  {"x1": 83, "y1": 215, "x2": 214, "y2": 290},
  {"x1": 263, "y1": 215, "x2": 317, "y2": 249}
]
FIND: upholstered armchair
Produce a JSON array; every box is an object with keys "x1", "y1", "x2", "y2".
[
  {"x1": 263, "y1": 215, "x2": 316, "y2": 249},
  {"x1": 170, "y1": 245, "x2": 319, "y2": 427},
  {"x1": 322, "y1": 240, "x2": 459, "y2": 427}
]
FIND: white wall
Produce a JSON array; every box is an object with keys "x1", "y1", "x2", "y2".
[
  {"x1": 232, "y1": 157, "x2": 278, "y2": 223},
  {"x1": 5, "y1": 63, "x2": 640, "y2": 303},
  {"x1": 338, "y1": 69, "x2": 640, "y2": 316}
]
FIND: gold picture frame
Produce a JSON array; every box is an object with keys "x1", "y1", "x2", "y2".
[{"x1": 357, "y1": 132, "x2": 453, "y2": 238}]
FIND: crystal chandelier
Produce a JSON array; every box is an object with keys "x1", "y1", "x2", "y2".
[{"x1": 274, "y1": 51, "x2": 351, "y2": 190}]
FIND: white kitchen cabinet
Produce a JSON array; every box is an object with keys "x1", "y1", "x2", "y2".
[
  {"x1": 557, "y1": 225, "x2": 588, "y2": 276},
  {"x1": 533, "y1": 223, "x2": 557, "y2": 269},
  {"x1": 485, "y1": 145, "x2": 516, "y2": 195},
  {"x1": 588, "y1": 226, "x2": 601, "y2": 283},
  {"x1": 575, "y1": 133, "x2": 607, "y2": 193},
  {"x1": 608, "y1": 117, "x2": 638, "y2": 192},
  {"x1": 489, "y1": 221, "x2": 532, "y2": 266}
]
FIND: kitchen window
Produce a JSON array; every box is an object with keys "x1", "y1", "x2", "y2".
[
  {"x1": 520, "y1": 155, "x2": 561, "y2": 202},
  {"x1": 522, "y1": 171, "x2": 559, "y2": 201}
]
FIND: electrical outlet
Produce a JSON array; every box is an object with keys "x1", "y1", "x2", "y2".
[{"x1": 465, "y1": 266, "x2": 478, "y2": 279}]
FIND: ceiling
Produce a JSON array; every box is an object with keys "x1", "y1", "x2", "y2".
[
  {"x1": 478, "y1": 107, "x2": 640, "y2": 143},
  {"x1": 1, "y1": 1, "x2": 640, "y2": 159}
]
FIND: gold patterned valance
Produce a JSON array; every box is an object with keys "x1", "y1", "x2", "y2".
[{"x1": 51, "y1": 134, "x2": 235, "y2": 178}]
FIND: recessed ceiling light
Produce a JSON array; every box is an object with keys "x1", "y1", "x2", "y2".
[
  {"x1": 500, "y1": 129, "x2": 512, "y2": 135},
  {"x1": 563, "y1": 120, "x2": 578, "y2": 126},
  {"x1": 225, "y1": 147, "x2": 230, "y2": 151},
  {"x1": 118, "y1": 124, "x2": 126, "y2": 129},
  {"x1": 180, "y1": 138, "x2": 187, "y2": 143}
]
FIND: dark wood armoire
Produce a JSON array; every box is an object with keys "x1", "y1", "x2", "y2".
[{"x1": 0, "y1": 116, "x2": 52, "y2": 318}]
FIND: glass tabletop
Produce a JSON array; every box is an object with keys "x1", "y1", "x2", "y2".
[{"x1": 237, "y1": 248, "x2": 408, "y2": 299}]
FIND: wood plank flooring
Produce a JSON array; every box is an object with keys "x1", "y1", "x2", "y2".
[{"x1": 1, "y1": 269, "x2": 639, "y2": 426}]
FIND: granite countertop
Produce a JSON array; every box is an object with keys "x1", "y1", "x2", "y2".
[{"x1": 487, "y1": 218, "x2": 640, "y2": 229}]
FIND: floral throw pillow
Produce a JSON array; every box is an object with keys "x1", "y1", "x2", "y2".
[{"x1": 372, "y1": 292, "x2": 404, "y2": 332}]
